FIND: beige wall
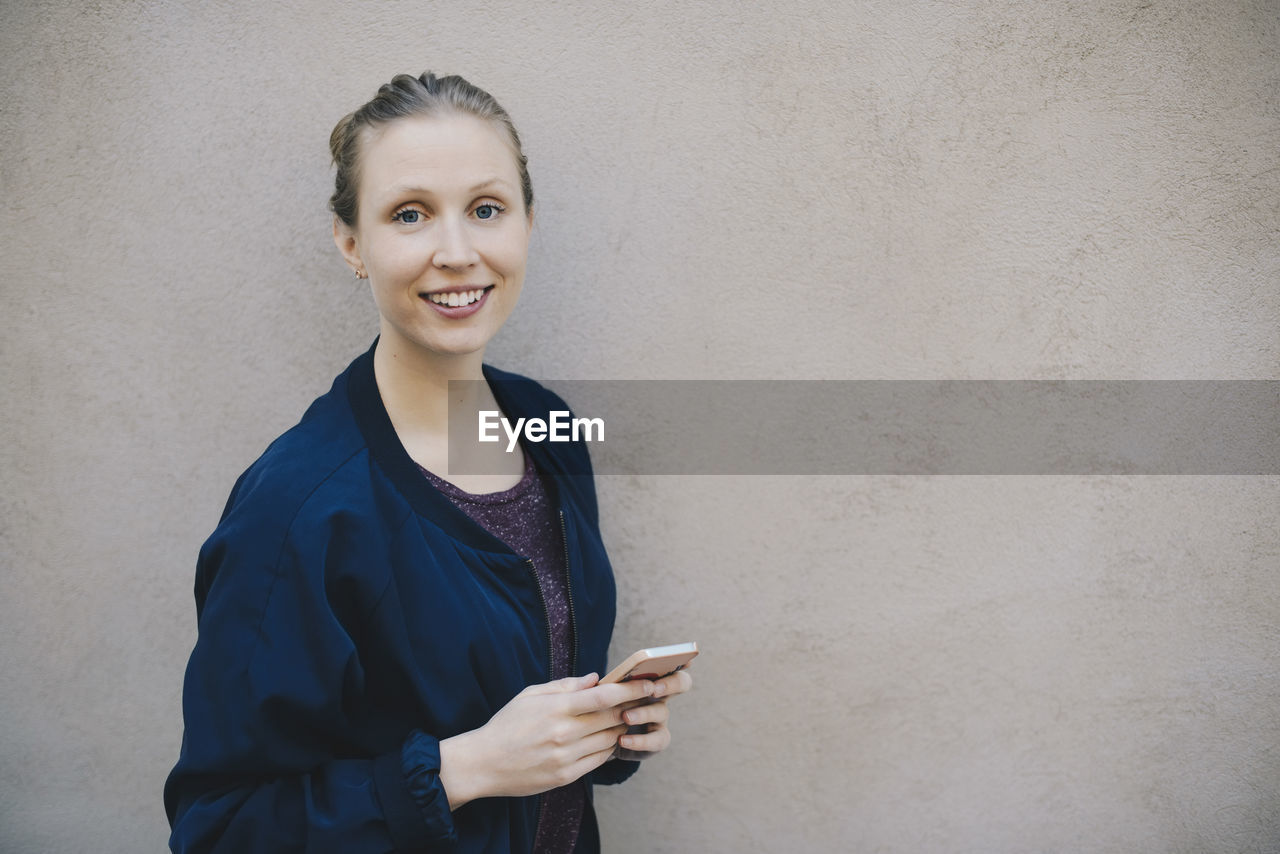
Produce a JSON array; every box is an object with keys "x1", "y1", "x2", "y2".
[{"x1": 3, "y1": 1, "x2": 1277, "y2": 851}]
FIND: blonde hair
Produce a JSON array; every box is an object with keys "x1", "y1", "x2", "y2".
[{"x1": 328, "y1": 72, "x2": 532, "y2": 226}]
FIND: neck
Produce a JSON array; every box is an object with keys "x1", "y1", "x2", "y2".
[{"x1": 373, "y1": 334, "x2": 492, "y2": 441}]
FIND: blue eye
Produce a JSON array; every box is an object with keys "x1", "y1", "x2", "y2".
[
  {"x1": 393, "y1": 209, "x2": 421, "y2": 224},
  {"x1": 475, "y1": 204, "x2": 503, "y2": 220}
]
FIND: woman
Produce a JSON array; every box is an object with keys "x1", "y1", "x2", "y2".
[{"x1": 164, "y1": 72, "x2": 691, "y2": 854}]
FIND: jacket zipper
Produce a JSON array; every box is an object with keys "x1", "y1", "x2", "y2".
[
  {"x1": 523, "y1": 557, "x2": 553, "y2": 685},
  {"x1": 524, "y1": 555, "x2": 551, "y2": 838},
  {"x1": 559, "y1": 510, "x2": 579, "y2": 676}
]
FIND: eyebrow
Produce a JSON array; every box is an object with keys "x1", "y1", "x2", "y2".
[{"x1": 384, "y1": 178, "x2": 515, "y2": 198}]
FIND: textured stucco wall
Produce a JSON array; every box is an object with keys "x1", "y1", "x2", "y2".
[{"x1": 2, "y1": 1, "x2": 1277, "y2": 852}]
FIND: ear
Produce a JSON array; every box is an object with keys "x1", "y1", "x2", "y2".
[{"x1": 333, "y1": 215, "x2": 364, "y2": 275}]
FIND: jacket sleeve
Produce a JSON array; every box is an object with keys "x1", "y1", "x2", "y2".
[
  {"x1": 164, "y1": 500, "x2": 456, "y2": 853},
  {"x1": 591, "y1": 757, "x2": 641, "y2": 786}
]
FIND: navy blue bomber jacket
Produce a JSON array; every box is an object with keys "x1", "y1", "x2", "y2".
[{"x1": 165, "y1": 342, "x2": 638, "y2": 853}]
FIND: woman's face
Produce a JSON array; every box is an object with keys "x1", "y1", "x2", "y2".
[{"x1": 334, "y1": 113, "x2": 532, "y2": 363}]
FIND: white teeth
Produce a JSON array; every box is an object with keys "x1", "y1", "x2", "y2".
[{"x1": 428, "y1": 288, "x2": 486, "y2": 307}]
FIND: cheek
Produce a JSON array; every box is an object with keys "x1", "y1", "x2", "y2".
[
  {"x1": 369, "y1": 237, "x2": 427, "y2": 278},
  {"x1": 491, "y1": 232, "x2": 530, "y2": 278}
]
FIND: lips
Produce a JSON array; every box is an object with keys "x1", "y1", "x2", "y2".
[
  {"x1": 422, "y1": 285, "x2": 493, "y2": 308},
  {"x1": 419, "y1": 285, "x2": 494, "y2": 318}
]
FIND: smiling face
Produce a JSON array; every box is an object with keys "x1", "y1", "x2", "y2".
[{"x1": 334, "y1": 113, "x2": 532, "y2": 366}]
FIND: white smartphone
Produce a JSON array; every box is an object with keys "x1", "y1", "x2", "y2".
[{"x1": 600, "y1": 642, "x2": 698, "y2": 684}]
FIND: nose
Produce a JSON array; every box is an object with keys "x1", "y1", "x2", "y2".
[{"x1": 432, "y1": 216, "x2": 479, "y2": 269}]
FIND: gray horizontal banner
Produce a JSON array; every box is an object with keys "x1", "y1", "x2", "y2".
[{"x1": 448, "y1": 381, "x2": 1280, "y2": 475}]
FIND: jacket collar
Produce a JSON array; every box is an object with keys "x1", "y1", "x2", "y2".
[{"x1": 344, "y1": 339, "x2": 564, "y2": 555}]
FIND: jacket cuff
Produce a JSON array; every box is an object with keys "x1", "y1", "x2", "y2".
[
  {"x1": 373, "y1": 730, "x2": 457, "y2": 851},
  {"x1": 591, "y1": 756, "x2": 641, "y2": 785}
]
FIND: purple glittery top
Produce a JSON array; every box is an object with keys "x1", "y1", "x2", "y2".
[{"x1": 418, "y1": 452, "x2": 583, "y2": 854}]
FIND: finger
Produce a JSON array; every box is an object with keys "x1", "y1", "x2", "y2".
[
  {"x1": 576, "y1": 722, "x2": 629, "y2": 758},
  {"x1": 573, "y1": 704, "x2": 636, "y2": 736},
  {"x1": 651, "y1": 669, "x2": 692, "y2": 699},
  {"x1": 622, "y1": 701, "x2": 669, "y2": 728},
  {"x1": 582, "y1": 737, "x2": 629, "y2": 774},
  {"x1": 614, "y1": 695, "x2": 663, "y2": 713},
  {"x1": 541, "y1": 734, "x2": 623, "y2": 791},
  {"x1": 618, "y1": 724, "x2": 671, "y2": 754},
  {"x1": 568, "y1": 679, "x2": 654, "y2": 714},
  {"x1": 560, "y1": 733, "x2": 630, "y2": 784},
  {"x1": 522, "y1": 673, "x2": 599, "y2": 696}
]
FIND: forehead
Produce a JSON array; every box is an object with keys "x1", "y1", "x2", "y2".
[{"x1": 357, "y1": 113, "x2": 520, "y2": 198}]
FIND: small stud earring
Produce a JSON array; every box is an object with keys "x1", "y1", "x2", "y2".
[{"x1": 354, "y1": 268, "x2": 367, "y2": 280}]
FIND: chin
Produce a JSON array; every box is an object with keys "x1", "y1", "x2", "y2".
[
  {"x1": 383, "y1": 316, "x2": 504, "y2": 360},
  {"x1": 419, "y1": 334, "x2": 494, "y2": 358}
]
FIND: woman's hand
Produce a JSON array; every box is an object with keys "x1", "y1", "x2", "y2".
[
  {"x1": 438, "y1": 673, "x2": 655, "y2": 809},
  {"x1": 612, "y1": 668, "x2": 693, "y2": 761}
]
